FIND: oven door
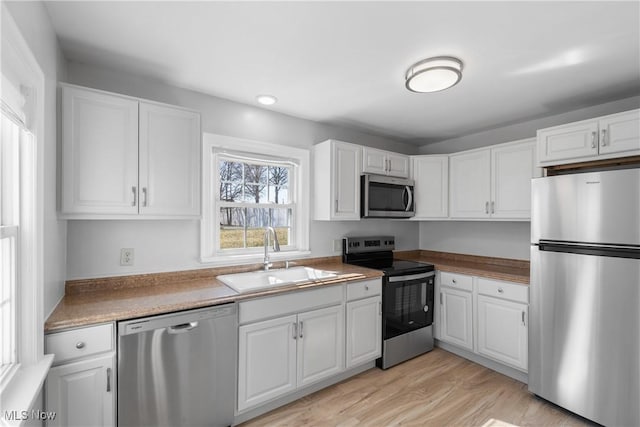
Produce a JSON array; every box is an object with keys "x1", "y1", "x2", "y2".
[{"x1": 383, "y1": 272, "x2": 435, "y2": 340}]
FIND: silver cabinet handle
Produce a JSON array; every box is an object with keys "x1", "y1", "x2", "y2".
[
  {"x1": 106, "y1": 367, "x2": 112, "y2": 392},
  {"x1": 440, "y1": 292, "x2": 443, "y2": 305},
  {"x1": 491, "y1": 201, "x2": 495, "y2": 214},
  {"x1": 591, "y1": 131, "x2": 597, "y2": 148},
  {"x1": 292, "y1": 322, "x2": 297, "y2": 340},
  {"x1": 75, "y1": 342, "x2": 85, "y2": 349},
  {"x1": 299, "y1": 321, "x2": 304, "y2": 339},
  {"x1": 452, "y1": 278, "x2": 456, "y2": 284},
  {"x1": 379, "y1": 301, "x2": 382, "y2": 315},
  {"x1": 142, "y1": 187, "x2": 148, "y2": 207},
  {"x1": 522, "y1": 311, "x2": 526, "y2": 326},
  {"x1": 365, "y1": 285, "x2": 369, "y2": 291},
  {"x1": 498, "y1": 287, "x2": 504, "y2": 293},
  {"x1": 601, "y1": 129, "x2": 607, "y2": 147},
  {"x1": 485, "y1": 201, "x2": 489, "y2": 214},
  {"x1": 132, "y1": 186, "x2": 137, "y2": 206}
]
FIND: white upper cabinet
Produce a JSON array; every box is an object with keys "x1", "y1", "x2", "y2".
[
  {"x1": 61, "y1": 86, "x2": 139, "y2": 215},
  {"x1": 411, "y1": 155, "x2": 449, "y2": 219},
  {"x1": 537, "y1": 109, "x2": 640, "y2": 166},
  {"x1": 449, "y1": 138, "x2": 538, "y2": 220},
  {"x1": 449, "y1": 149, "x2": 491, "y2": 218},
  {"x1": 362, "y1": 147, "x2": 410, "y2": 178},
  {"x1": 313, "y1": 139, "x2": 362, "y2": 220},
  {"x1": 138, "y1": 102, "x2": 201, "y2": 216},
  {"x1": 61, "y1": 84, "x2": 201, "y2": 219}
]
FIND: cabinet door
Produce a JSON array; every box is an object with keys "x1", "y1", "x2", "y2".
[
  {"x1": 477, "y1": 295, "x2": 528, "y2": 370},
  {"x1": 537, "y1": 120, "x2": 599, "y2": 165},
  {"x1": 238, "y1": 315, "x2": 297, "y2": 411},
  {"x1": 61, "y1": 86, "x2": 138, "y2": 215},
  {"x1": 139, "y1": 103, "x2": 201, "y2": 216},
  {"x1": 333, "y1": 142, "x2": 361, "y2": 219},
  {"x1": 346, "y1": 297, "x2": 381, "y2": 368},
  {"x1": 598, "y1": 110, "x2": 640, "y2": 155},
  {"x1": 297, "y1": 305, "x2": 344, "y2": 387},
  {"x1": 386, "y1": 152, "x2": 410, "y2": 178},
  {"x1": 411, "y1": 156, "x2": 448, "y2": 218},
  {"x1": 449, "y1": 149, "x2": 491, "y2": 218},
  {"x1": 491, "y1": 140, "x2": 538, "y2": 219},
  {"x1": 362, "y1": 147, "x2": 387, "y2": 175},
  {"x1": 440, "y1": 287, "x2": 473, "y2": 351},
  {"x1": 46, "y1": 353, "x2": 115, "y2": 427}
]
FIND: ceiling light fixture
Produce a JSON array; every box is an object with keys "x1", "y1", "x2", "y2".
[
  {"x1": 256, "y1": 94, "x2": 277, "y2": 106},
  {"x1": 405, "y1": 56, "x2": 463, "y2": 93}
]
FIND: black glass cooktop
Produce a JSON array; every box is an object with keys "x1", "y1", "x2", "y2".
[{"x1": 353, "y1": 259, "x2": 434, "y2": 277}]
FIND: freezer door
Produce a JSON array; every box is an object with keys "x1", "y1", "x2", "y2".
[
  {"x1": 529, "y1": 247, "x2": 640, "y2": 426},
  {"x1": 531, "y1": 168, "x2": 640, "y2": 245}
]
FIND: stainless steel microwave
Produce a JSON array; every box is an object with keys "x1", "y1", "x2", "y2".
[{"x1": 361, "y1": 174, "x2": 415, "y2": 218}]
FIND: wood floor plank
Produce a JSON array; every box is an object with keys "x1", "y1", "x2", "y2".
[{"x1": 239, "y1": 348, "x2": 595, "y2": 426}]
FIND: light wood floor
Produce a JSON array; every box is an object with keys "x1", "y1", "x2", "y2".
[{"x1": 240, "y1": 348, "x2": 595, "y2": 426}]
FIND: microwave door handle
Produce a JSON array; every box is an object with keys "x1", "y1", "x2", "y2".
[{"x1": 404, "y1": 186, "x2": 413, "y2": 211}]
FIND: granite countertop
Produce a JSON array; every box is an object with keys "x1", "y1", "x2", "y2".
[
  {"x1": 44, "y1": 258, "x2": 382, "y2": 332},
  {"x1": 45, "y1": 251, "x2": 530, "y2": 333},
  {"x1": 402, "y1": 250, "x2": 530, "y2": 285}
]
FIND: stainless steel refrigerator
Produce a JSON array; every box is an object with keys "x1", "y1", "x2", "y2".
[{"x1": 529, "y1": 168, "x2": 640, "y2": 426}]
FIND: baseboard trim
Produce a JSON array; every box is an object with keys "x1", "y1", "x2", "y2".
[{"x1": 436, "y1": 340, "x2": 528, "y2": 384}]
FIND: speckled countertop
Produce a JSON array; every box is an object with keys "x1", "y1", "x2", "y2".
[
  {"x1": 45, "y1": 251, "x2": 529, "y2": 333},
  {"x1": 44, "y1": 258, "x2": 381, "y2": 332}
]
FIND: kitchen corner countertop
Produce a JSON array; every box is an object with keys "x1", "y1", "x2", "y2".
[
  {"x1": 45, "y1": 251, "x2": 529, "y2": 333},
  {"x1": 45, "y1": 258, "x2": 382, "y2": 332},
  {"x1": 398, "y1": 250, "x2": 530, "y2": 285}
]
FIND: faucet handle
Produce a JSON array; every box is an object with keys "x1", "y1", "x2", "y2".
[{"x1": 285, "y1": 260, "x2": 290, "y2": 269}]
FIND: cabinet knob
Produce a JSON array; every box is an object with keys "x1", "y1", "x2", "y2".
[
  {"x1": 365, "y1": 285, "x2": 369, "y2": 291},
  {"x1": 452, "y1": 279, "x2": 457, "y2": 284},
  {"x1": 75, "y1": 341, "x2": 85, "y2": 349},
  {"x1": 498, "y1": 288, "x2": 504, "y2": 293}
]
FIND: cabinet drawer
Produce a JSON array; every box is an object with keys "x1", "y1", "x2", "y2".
[
  {"x1": 439, "y1": 272, "x2": 473, "y2": 292},
  {"x1": 46, "y1": 323, "x2": 114, "y2": 365},
  {"x1": 239, "y1": 284, "x2": 343, "y2": 324},
  {"x1": 346, "y1": 279, "x2": 381, "y2": 301},
  {"x1": 477, "y1": 278, "x2": 528, "y2": 304}
]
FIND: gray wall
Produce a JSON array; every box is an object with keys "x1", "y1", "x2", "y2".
[
  {"x1": 418, "y1": 95, "x2": 640, "y2": 260},
  {"x1": 5, "y1": 1, "x2": 68, "y2": 317},
  {"x1": 65, "y1": 62, "x2": 420, "y2": 279}
]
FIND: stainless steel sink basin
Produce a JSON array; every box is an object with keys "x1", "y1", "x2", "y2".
[{"x1": 217, "y1": 266, "x2": 338, "y2": 293}]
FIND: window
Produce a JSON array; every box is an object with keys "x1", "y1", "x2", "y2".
[
  {"x1": 0, "y1": 110, "x2": 25, "y2": 378},
  {"x1": 201, "y1": 134, "x2": 310, "y2": 263}
]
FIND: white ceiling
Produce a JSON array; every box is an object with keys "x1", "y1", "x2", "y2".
[{"x1": 44, "y1": 1, "x2": 640, "y2": 145}]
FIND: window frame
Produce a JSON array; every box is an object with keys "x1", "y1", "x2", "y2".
[
  {"x1": 201, "y1": 133, "x2": 310, "y2": 265},
  {"x1": 0, "y1": 1, "x2": 49, "y2": 409}
]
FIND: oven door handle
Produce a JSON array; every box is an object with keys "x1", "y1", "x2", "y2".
[
  {"x1": 388, "y1": 271, "x2": 434, "y2": 282},
  {"x1": 403, "y1": 186, "x2": 413, "y2": 211}
]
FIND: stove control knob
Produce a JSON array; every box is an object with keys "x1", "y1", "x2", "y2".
[{"x1": 423, "y1": 305, "x2": 429, "y2": 313}]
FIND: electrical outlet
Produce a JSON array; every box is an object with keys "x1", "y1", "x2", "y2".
[
  {"x1": 120, "y1": 248, "x2": 134, "y2": 266},
  {"x1": 333, "y1": 239, "x2": 343, "y2": 252}
]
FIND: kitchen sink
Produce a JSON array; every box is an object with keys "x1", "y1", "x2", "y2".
[{"x1": 217, "y1": 266, "x2": 338, "y2": 293}]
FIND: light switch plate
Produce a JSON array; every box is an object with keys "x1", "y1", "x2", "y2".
[{"x1": 333, "y1": 239, "x2": 343, "y2": 252}]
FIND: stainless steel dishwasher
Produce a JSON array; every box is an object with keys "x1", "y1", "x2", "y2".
[{"x1": 118, "y1": 303, "x2": 236, "y2": 427}]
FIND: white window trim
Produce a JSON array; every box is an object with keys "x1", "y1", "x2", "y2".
[
  {"x1": 201, "y1": 133, "x2": 310, "y2": 265},
  {"x1": 0, "y1": 3, "x2": 49, "y2": 419}
]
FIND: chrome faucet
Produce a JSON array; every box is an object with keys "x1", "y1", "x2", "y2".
[{"x1": 263, "y1": 226, "x2": 281, "y2": 270}]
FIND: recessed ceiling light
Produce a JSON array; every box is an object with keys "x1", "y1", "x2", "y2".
[
  {"x1": 256, "y1": 94, "x2": 277, "y2": 105},
  {"x1": 405, "y1": 56, "x2": 463, "y2": 93}
]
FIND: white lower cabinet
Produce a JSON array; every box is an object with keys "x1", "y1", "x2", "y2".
[
  {"x1": 477, "y1": 295, "x2": 528, "y2": 370},
  {"x1": 436, "y1": 272, "x2": 529, "y2": 373},
  {"x1": 237, "y1": 285, "x2": 346, "y2": 412},
  {"x1": 45, "y1": 323, "x2": 116, "y2": 427},
  {"x1": 440, "y1": 284, "x2": 474, "y2": 351},
  {"x1": 237, "y1": 279, "x2": 382, "y2": 413},
  {"x1": 346, "y1": 279, "x2": 382, "y2": 368}
]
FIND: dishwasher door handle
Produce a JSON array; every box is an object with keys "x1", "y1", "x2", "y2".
[{"x1": 167, "y1": 321, "x2": 199, "y2": 334}]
